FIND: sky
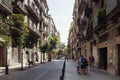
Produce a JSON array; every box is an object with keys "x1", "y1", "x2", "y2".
[{"x1": 47, "y1": 0, "x2": 75, "y2": 45}]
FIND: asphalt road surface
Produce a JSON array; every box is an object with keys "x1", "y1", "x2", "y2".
[{"x1": 0, "y1": 58, "x2": 64, "y2": 80}]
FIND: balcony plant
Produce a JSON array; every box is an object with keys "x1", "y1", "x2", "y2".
[
  {"x1": 97, "y1": 7, "x2": 106, "y2": 24},
  {"x1": 0, "y1": 15, "x2": 12, "y2": 46}
]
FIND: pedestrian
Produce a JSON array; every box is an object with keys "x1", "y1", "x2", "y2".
[
  {"x1": 76, "y1": 56, "x2": 80, "y2": 74},
  {"x1": 79, "y1": 55, "x2": 88, "y2": 75},
  {"x1": 26, "y1": 51, "x2": 30, "y2": 63},
  {"x1": 35, "y1": 52, "x2": 39, "y2": 62},
  {"x1": 84, "y1": 57, "x2": 88, "y2": 74},
  {"x1": 65, "y1": 55, "x2": 68, "y2": 61},
  {"x1": 89, "y1": 54, "x2": 95, "y2": 70},
  {"x1": 79, "y1": 55, "x2": 85, "y2": 74},
  {"x1": 31, "y1": 52, "x2": 35, "y2": 65}
]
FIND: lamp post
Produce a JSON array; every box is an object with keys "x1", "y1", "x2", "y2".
[
  {"x1": 5, "y1": 19, "x2": 9, "y2": 75},
  {"x1": 5, "y1": 48, "x2": 9, "y2": 75}
]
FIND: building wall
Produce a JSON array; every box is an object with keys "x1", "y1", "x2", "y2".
[{"x1": 69, "y1": 0, "x2": 120, "y2": 76}]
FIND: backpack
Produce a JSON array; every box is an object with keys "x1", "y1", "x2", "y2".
[{"x1": 80, "y1": 57, "x2": 88, "y2": 66}]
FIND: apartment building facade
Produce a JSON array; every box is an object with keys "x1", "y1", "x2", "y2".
[
  {"x1": 68, "y1": 0, "x2": 120, "y2": 76},
  {"x1": 0, "y1": 0, "x2": 54, "y2": 67},
  {"x1": 0, "y1": 0, "x2": 13, "y2": 67}
]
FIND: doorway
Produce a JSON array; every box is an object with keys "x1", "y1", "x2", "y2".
[
  {"x1": 118, "y1": 44, "x2": 120, "y2": 75},
  {"x1": 99, "y1": 48, "x2": 107, "y2": 70},
  {"x1": 0, "y1": 47, "x2": 4, "y2": 67}
]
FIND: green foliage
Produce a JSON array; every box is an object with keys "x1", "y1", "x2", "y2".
[
  {"x1": 57, "y1": 49, "x2": 63, "y2": 55},
  {"x1": 0, "y1": 15, "x2": 10, "y2": 36},
  {"x1": 39, "y1": 41, "x2": 48, "y2": 53},
  {"x1": 11, "y1": 14, "x2": 25, "y2": 28},
  {"x1": 0, "y1": 15, "x2": 12, "y2": 46},
  {"x1": 24, "y1": 34, "x2": 37, "y2": 48},
  {"x1": 10, "y1": 14, "x2": 29, "y2": 45},
  {"x1": 98, "y1": 7, "x2": 106, "y2": 16},
  {"x1": 47, "y1": 36, "x2": 58, "y2": 52},
  {"x1": 0, "y1": 34, "x2": 11, "y2": 46},
  {"x1": 0, "y1": 14, "x2": 28, "y2": 47},
  {"x1": 39, "y1": 36, "x2": 58, "y2": 54}
]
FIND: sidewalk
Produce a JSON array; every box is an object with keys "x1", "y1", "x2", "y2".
[
  {"x1": 64, "y1": 60, "x2": 120, "y2": 80},
  {"x1": 0, "y1": 62, "x2": 40, "y2": 76}
]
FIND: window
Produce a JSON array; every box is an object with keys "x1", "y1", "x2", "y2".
[
  {"x1": 116, "y1": 26, "x2": 120, "y2": 36},
  {"x1": 99, "y1": 33, "x2": 108, "y2": 43}
]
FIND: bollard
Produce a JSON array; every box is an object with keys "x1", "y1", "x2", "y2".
[
  {"x1": 59, "y1": 75, "x2": 63, "y2": 80},
  {"x1": 5, "y1": 64, "x2": 9, "y2": 75},
  {"x1": 60, "y1": 59, "x2": 66, "y2": 80}
]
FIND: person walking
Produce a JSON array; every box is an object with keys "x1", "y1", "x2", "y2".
[
  {"x1": 89, "y1": 54, "x2": 95, "y2": 70},
  {"x1": 79, "y1": 55, "x2": 87, "y2": 74}
]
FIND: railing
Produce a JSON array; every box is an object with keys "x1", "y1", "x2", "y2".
[
  {"x1": 41, "y1": 2, "x2": 45, "y2": 10},
  {"x1": 0, "y1": 0, "x2": 13, "y2": 12},
  {"x1": 40, "y1": 12, "x2": 44, "y2": 20},
  {"x1": 34, "y1": 0, "x2": 41, "y2": 6},
  {"x1": 85, "y1": 1, "x2": 92, "y2": 17},
  {"x1": 28, "y1": 1, "x2": 35, "y2": 12},
  {"x1": 29, "y1": 22, "x2": 37, "y2": 32},
  {"x1": 81, "y1": 18, "x2": 87, "y2": 25},
  {"x1": 16, "y1": 0, "x2": 26, "y2": 12},
  {"x1": 36, "y1": 30, "x2": 41, "y2": 36},
  {"x1": 93, "y1": 15, "x2": 98, "y2": 29},
  {"x1": 106, "y1": 0, "x2": 120, "y2": 15},
  {"x1": 28, "y1": 1, "x2": 39, "y2": 18}
]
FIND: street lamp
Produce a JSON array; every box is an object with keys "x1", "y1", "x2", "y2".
[
  {"x1": 5, "y1": 20, "x2": 10, "y2": 75},
  {"x1": 5, "y1": 48, "x2": 9, "y2": 75}
]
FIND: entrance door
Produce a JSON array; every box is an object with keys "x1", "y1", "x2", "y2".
[
  {"x1": 99, "y1": 48, "x2": 107, "y2": 70},
  {"x1": 0, "y1": 47, "x2": 4, "y2": 67},
  {"x1": 118, "y1": 44, "x2": 120, "y2": 75},
  {"x1": 0, "y1": 47, "x2": 2, "y2": 66}
]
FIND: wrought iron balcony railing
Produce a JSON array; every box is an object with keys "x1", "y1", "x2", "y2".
[
  {"x1": 106, "y1": 0, "x2": 120, "y2": 16},
  {"x1": 16, "y1": 0, "x2": 26, "y2": 13},
  {"x1": 93, "y1": 15, "x2": 98, "y2": 29},
  {"x1": 27, "y1": 1, "x2": 40, "y2": 21},
  {"x1": 41, "y1": 2, "x2": 45, "y2": 11},
  {"x1": 93, "y1": 7, "x2": 106, "y2": 29},
  {"x1": 0, "y1": 0, "x2": 13, "y2": 14}
]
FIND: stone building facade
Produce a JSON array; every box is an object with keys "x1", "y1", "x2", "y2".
[
  {"x1": 68, "y1": 0, "x2": 120, "y2": 76},
  {"x1": 0, "y1": 0, "x2": 58, "y2": 68}
]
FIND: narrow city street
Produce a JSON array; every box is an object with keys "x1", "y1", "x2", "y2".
[
  {"x1": 0, "y1": 58, "x2": 64, "y2": 80},
  {"x1": 0, "y1": 0, "x2": 120, "y2": 79},
  {"x1": 0, "y1": 58, "x2": 119, "y2": 80}
]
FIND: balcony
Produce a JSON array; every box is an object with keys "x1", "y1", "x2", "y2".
[
  {"x1": 86, "y1": 24, "x2": 93, "y2": 39},
  {"x1": 77, "y1": 18, "x2": 81, "y2": 28},
  {"x1": 93, "y1": 16, "x2": 106, "y2": 33},
  {"x1": 106, "y1": 0, "x2": 120, "y2": 15},
  {"x1": 93, "y1": 15, "x2": 98, "y2": 29},
  {"x1": 81, "y1": 18, "x2": 87, "y2": 25},
  {"x1": 93, "y1": 8, "x2": 106, "y2": 29},
  {"x1": 78, "y1": 0, "x2": 86, "y2": 14},
  {"x1": 34, "y1": 0, "x2": 41, "y2": 8},
  {"x1": 12, "y1": 0, "x2": 26, "y2": 14},
  {"x1": 40, "y1": 11, "x2": 44, "y2": 21},
  {"x1": 35, "y1": 30, "x2": 41, "y2": 36},
  {"x1": 26, "y1": 1, "x2": 40, "y2": 22},
  {"x1": 0, "y1": 0, "x2": 13, "y2": 15},
  {"x1": 106, "y1": 0, "x2": 120, "y2": 20},
  {"x1": 29, "y1": 23, "x2": 41, "y2": 37},
  {"x1": 85, "y1": 1, "x2": 92, "y2": 17},
  {"x1": 40, "y1": 2, "x2": 45, "y2": 11},
  {"x1": 43, "y1": 31, "x2": 48, "y2": 36}
]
